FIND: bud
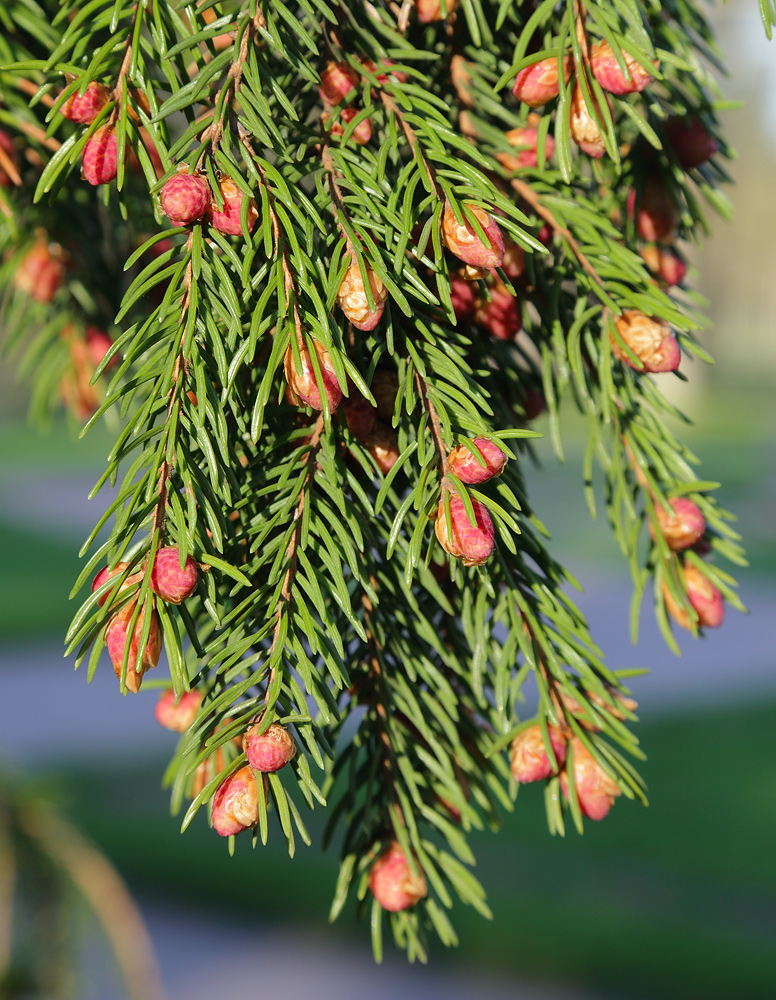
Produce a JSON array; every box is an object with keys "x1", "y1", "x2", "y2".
[
  {"x1": 590, "y1": 40, "x2": 656, "y2": 95},
  {"x1": 665, "y1": 116, "x2": 717, "y2": 170},
  {"x1": 369, "y1": 842, "x2": 427, "y2": 912},
  {"x1": 448, "y1": 437, "x2": 506, "y2": 484},
  {"x1": 104, "y1": 601, "x2": 162, "y2": 693},
  {"x1": 501, "y1": 236, "x2": 526, "y2": 280},
  {"x1": 318, "y1": 61, "x2": 359, "y2": 105},
  {"x1": 560, "y1": 739, "x2": 621, "y2": 821},
  {"x1": 663, "y1": 563, "x2": 725, "y2": 630},
  {"x1": 435, "y1": 492, "x2": 495, "y2": 567},
  {"x1": 243, "y1": 722, "x2": 296, "y2": 772},
  {"x1": 497, "y1": 127, "x2": 556, "y2": 171},
  {"x1": 611, "y1": 311, "x2": 680, "y2": 374},
  {"x1": 284, "y1": 338, "x2": 342, "y2": 411},
  {"x1": 154, "y1": 688, "x2": 203, "y2": 732},
  {"x1": 150, "y1": 546, "x2": 199, "y2": 604},
  {"x1": 82, "y1": 125, "x2": 118, "y2": 185},
  {"x1": 91, "y1": 561, "x2": 138, "y2": 607},
  {"x1": 510, "y1": 724, "x2": 567, "y2": 783},
  {"x1": 342, "y1": 395, "x2": 377, "y2": 440},
  {"x1": 475, "y1": 283, "x2": 521, "y2": 341},
  {"x1": 417, "y1": 0, "x2": 460, "y2": 22},
  {"x1": 13, "y1": 240, "x2": 66, "y2": 303},
  {"x1": 359, "y1": 58, "x2": 408, "y2": 86},
  {"x1": 211, "y1": 765, "x2": 260, "y2": 836},
  {"x1": 371, "y1": 370, "x2": 399, "y2": 422},
  {"x1": 85, "y1": 326, "x2": 117, "y2": 369},
  {"x1": 322, "y1": 107, "x2": 372, "y2": 145},
  {"x1": 650, "y1": 498, "x2": 706, "y2": 551},
  {"x1": 208, "y1": 177, "x2": 258, "y2": 236},
  {"x1": 442, "y1": 203, "x2": 505, "y2": 269},
  {"x1": 553, "y1": 687, "x2": 638, "y2": 732},
  {"x1": 568, "y1": 82, "x2": 608, "y2": 159},
  {"x1": 60, "y1": 81, "x2": 109, "y2": 124},
  {"x1": 0, "y1": 129, "x2": 20, "y2": 187},
  {"x1": 627, "y1": 177, "x2": 679, "y2": 244},
  {"x1": 512, "y1": 55, "x2": 572, "y2": 107},
  {"x1": 362, "y1": 423, "x2": 400, "y2": 474},
  {"x1": 450, "y1": 272, "x2": 479, "y2": 323},
  {"x1": 640, "y1": 245, "x2": 687, "y2": 287},
  {"x1": 336, "y1": 259, "x2": 387, "y2": 330},
  {"x1": 161, "y1": 172, "x2": 211, "y2": 224},
  {"x1": 521, "y1": 387, "x2": 547, "y2": 422}
]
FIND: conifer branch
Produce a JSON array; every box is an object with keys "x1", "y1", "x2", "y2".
[{"x1": 510, "y1": 177, "x2": 604, "y2": 287}]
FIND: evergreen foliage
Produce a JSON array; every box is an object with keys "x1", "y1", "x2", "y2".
[{"x1": 0, "y1": 0, "x2": 757, "y2": 961}]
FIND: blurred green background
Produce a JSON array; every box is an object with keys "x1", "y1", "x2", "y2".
[{"x1": 1, "y1": 1, "x2": 775, "y2": 997}]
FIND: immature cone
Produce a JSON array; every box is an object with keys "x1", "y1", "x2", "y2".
[
  {"x1": 560, "y1": 739, "x2": 621, "y2": 821},
  {"x1": 322, "y1": 107, "x2": 372, "y2": 145},
  {"x1": 650, "y1": 498, "x2": 706, "y2": 551},
  {"x1": 161, "y1": 172, "x2": 211, "y2": 224},
  {"x1": 13, "y1": 240, "x2": 66, "y2": 303},
  {"x1": 590, "y1": 40, "x2": 655, "y2": 95},
  {"x1": 627, "y1": 177, "x2": 679, "y2": 244},
  {"x1": 665, "y1": 116, "x2": 717, "y2": 169},
  {"x1": 498, "y1": 127, "x2": 556, "y2": 171},
  {"x1": 85, "y1": 326, "x2": 117, "y2": 368},
  {"x1": 475, "y1": 283, "x2": 521, "y2": 341},
  {"x1": 369, "y1": 842, "x2": 427, "y2": 912},
  {"x1": 450, "y1": 272, "x2": 479, "y2": 323},
  {"x1": 435, "y1": 492, "x2": 495, "y2": 567},
  {"x1": 104, "y1": 601, "x2": 162, "y2": 693},
  {"x1": 211, "y1": 766, "x2": 260, "y2": 837},
  {"x1": 0, "y1": 129, "x2": 20, "y2": 186},
  {"x1": 336, "y1": 260, "x2": 387, "y2": 331},
  {"x1": 417, "y1": 0, "x2": 460, "y2": 22},
  {"x1": 640, "y1": 245, "x2": 687, "y2": 287},
  {"x1": 318, "y1": 61, "x2": 359, "y2": 105},
  {"x1": 371, "y1": 370, "x2": 399, "y2": 421},
  {"x1": 363, "y1": 423, "x2": 399, "y2": 474},
  {"x1": 568, "y1": 83, "x2": 608, "y2": 159},
  {"x1": 284, "y1": 338, "x2": 342, "y2": 411},
  {"x1": 442, "y1": 203, "x2": 505, "y2": 269},
  {"x1": 512, "y1": 55, "x2": 571, "y2": 107},
  {"x1": 510, "y1": 725, "x2": 567, "y2": 783},
  {"x1": 82, "y1": 125, "x2": 118, "y2": 185},
  {"x1": 208, "y1": 177, "x2": 258, "y2": 236},
  {"x1": 150, "y1": 547, "x2": 199, "y2": 604},
  {"x1": 91, "y1": 561, "x2": 139, "y2": 607},
  {"x1": 501, "y1": 237, "x2": 526, "y2": 280},
  {"x1": 612, "y1": 311, "x2": 680, "y2": 374},
  {"x1": 663, "y1": 563, "x2": 725, "y2": 630},
  {"x1": 154, "y1": 689, "x2": 203, "y2": 733},
  {"x1": 553, "y1": 687, "x2": 638, "y2": 732},
  {"x1": 243, "y1": 722, "x2": 296, "y2": 772},
  {"x1": 60, "y1": 81, "x2": 109, "y2": 124},
  {"x1": 342, "y1": 395, "x2": 377, "y2": 440},
  {"x1": 447, "y1": 437, "x2": 506, "y2": 485}
]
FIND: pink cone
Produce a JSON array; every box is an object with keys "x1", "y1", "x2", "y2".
[
  {"x1": 150, "y1": 547, "x2": 199, "y2": 604},
  {"x1": 243, "y1": 722, "x2": 296, "y2": 772},
  {"x1": 369, "y1": 842, "x2": 427, "y2": 911},
  {"x1": 448, "y1": 437, "x2": 507, "y2": 484},
  {"x1": 510, "y1": 724, "x2": 567, "y2": 783}
]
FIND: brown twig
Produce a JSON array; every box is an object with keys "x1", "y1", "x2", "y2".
[
  {"x1": 208, "y1": 8, "x2": 265, "y2": 152},
  {"x1": 511, "y1": 176, "x2": 604, "y2": 288},
  {"x1": 12, "y1": 119, "x2": 61, "y2": 152},
  {"x1": 414, "y1": 370, "x2": 450, "y2": 475},
  {"x1": 380, "y1": 91, "x2": 441, "y2": 200},
  {"x1": 259, "y1": 413, "x2": 326, "y2": 720},
  {"x1": 321, "y1": 143, "x2": 355, "y2": 253}
]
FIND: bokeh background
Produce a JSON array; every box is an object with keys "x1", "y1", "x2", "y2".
[{"x1": 1, "y1": 2, "x2": 775, "y2": 997}]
